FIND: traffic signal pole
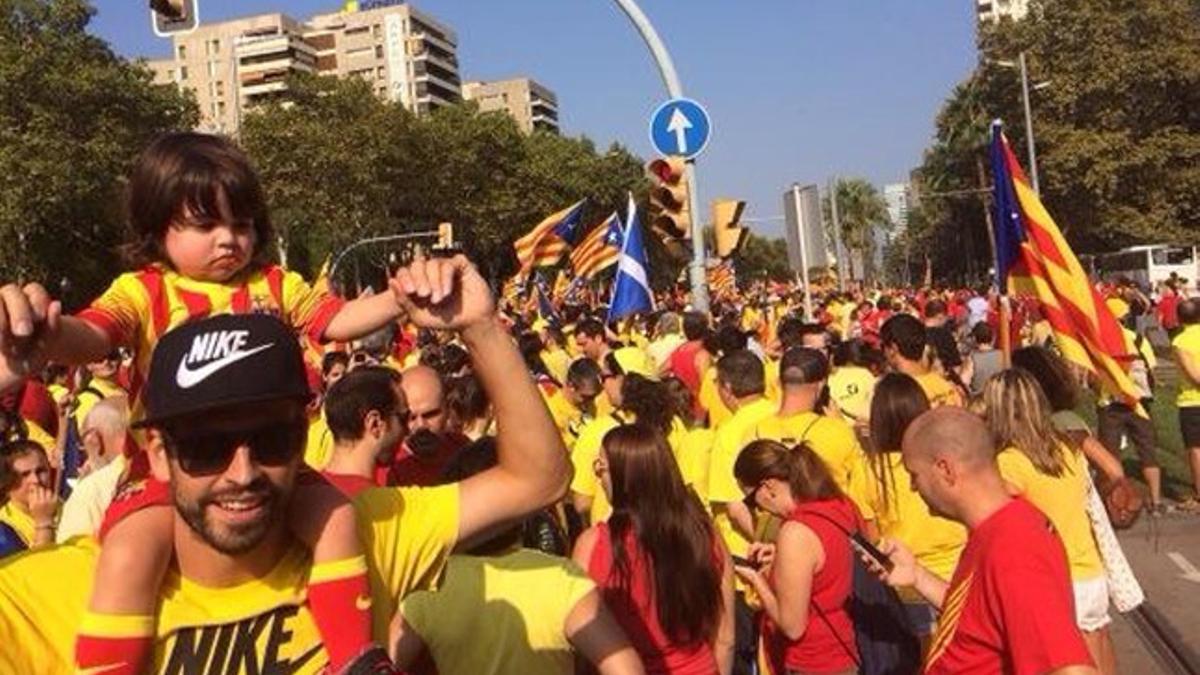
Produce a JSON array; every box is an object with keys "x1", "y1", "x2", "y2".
[{"x1": 611, "y1": 0, "x2": 710, "y2": 313}]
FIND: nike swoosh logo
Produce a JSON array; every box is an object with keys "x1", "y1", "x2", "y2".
[
  {"x1": 77, "y1": 665, "x2": 132, "y2": 675},
  {"x1": 175, "y1": 343, "x2": 274, "y2": 389},
  {"x1": 355, "y1": 594, "x2": 372, "y2": 611}
]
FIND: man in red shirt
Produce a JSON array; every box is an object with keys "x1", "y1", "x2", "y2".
[
  {"x1": 871, "y1": 407, "x2": 1096, "y2": 675},
  {"x1": 389, "y1": 364, "x2": 469, "y2": 487},
  {"x1": 321, "y1": 366, "x2": 408, "y2": 497}
]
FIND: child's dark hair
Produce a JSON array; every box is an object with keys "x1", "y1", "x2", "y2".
[{"x1": 123, "y1": 132, "x2": 273, "y2": 269}]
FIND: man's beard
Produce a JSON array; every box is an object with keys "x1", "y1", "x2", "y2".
[{"x1": 172, "y1": 477, "x2": 290, "y2": 555}]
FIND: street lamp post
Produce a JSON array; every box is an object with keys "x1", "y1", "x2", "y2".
[
  {"x1": 611, "y1": 0, "x2": 710, "y2": 313},
  {"x1": 994, "y1": 51, "x2": 1043, "y2": 195}
]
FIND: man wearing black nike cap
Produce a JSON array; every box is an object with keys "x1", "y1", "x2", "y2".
[{"x1": 0, "y1": 255, "x2": 576, "y2": 674}]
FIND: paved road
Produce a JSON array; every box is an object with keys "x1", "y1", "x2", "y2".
[{"x1": 1112, "y1": 510, "x2": 1200, "y2": 673}]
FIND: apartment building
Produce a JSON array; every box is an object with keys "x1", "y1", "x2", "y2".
[
  {"x1": 976, "y1": 0, "x2": 1030, "y2": 24},
  {"x1": 462, "y1": 77, "x2": 559, "y2": 134},
  {"x1": 144, "y1": 1, "x2": 462, "y2": 133}
]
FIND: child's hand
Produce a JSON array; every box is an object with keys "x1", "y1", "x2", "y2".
[
  {"x1": 389, "y1": 255, "x2": 495, "y2": 332},
  {"x1": 0, "y1": 282, "x2": 61, "y2": 377}
]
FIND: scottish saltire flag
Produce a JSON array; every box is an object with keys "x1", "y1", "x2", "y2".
[
  {"x1": 607, "y1": 194, "x2": 655, "y2": 323},
  {"x1": 990, "y1": 121, "x2": 1142, "y2": 412},
  {"x1": 514, "y1": 200, "x2": 587, "y2": 271},
  {"x1": 570, "y1": 212, "x2": 623, "y2": 279}
]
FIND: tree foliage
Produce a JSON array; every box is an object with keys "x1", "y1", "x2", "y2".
[
  {"x1": 736, "y1": 233, "x2": 792, "y2": 283},
  {"x1": 0, "y1": 0, "x2": 198, "y2": 307},
  {"x1": 241, "y1": 74, "x2": 650, "y2": 290},
  {"x1": 913, "y1": 0, "x2": 1200, "y2": 284},
  {"x1": 821, "y1": 177, "x2": 891, "y2": 283}
]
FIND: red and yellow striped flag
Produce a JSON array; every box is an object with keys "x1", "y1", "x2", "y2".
[
  {"x1": 514, "y1": 200, "x2": 586, "y2": 271},
  {"x1": 569, "y1": 211, "x2": 622, "y2": 280},
  {"x1": 707, "y1": 260, "x2": 736, "y2": 299},
  {"x1": 990, "y1": 122, "x2": 1143, "y2": 412}
]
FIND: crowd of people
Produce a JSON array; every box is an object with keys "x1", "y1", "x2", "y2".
[{"x1": 0, "y1": 131, "x2": 1196, "y2": 674}]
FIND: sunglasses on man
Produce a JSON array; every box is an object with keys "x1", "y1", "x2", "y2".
[{"x1": 161, "y1": 419, "x2": 306, "y2": 476}]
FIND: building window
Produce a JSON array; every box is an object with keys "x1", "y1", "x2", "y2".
[
  {"x1": 216, "y1": 80, "x2": 225, "y2": 96},
  {"x1": 375, "y1": 45, "x2": 384, "y2": 59},
  {"x1": 207, "y1": 61, "x2": 217, "y2": 77},
  {"x1": 212, "y1": 38, "x2": 221, "y2": 54},
  {"x1": 180, "y1": 65, "x2": 189, "y2": 80},
  {"x1": 345, "y1": 25, "x2": 369, "y2": 36},
  {"x1": 373, "y1": 24, "x2": 382, "y2": 38},
  {"x1": 177, "y1": 44, "x2": 187, "y2": 59},
  {"x1": 166, "y1": 69, "x2": 175, "y2": 81},
  {"x1": 376, "y1": 66, "x2": 385, "y2": 79},
  {"x1": 346, "y1": 46, "x2": 373, "y2": 59},
  {"x1": 217, "y1": 101, "x2": 226, "y2": 116}
]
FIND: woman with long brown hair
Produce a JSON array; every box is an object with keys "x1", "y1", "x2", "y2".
[
  {"x1": 573, "y1": 423, "x2": 735, "y2": 674},
  {"x1": 858, "y1": 373, "x2": 965, "y2": 643},
  {"x1": 733, "y1": 440, "x2": 858, "y2": 675},
  {"x1": 983, "y1": 369, "x2": 1116, "y2": 674}
]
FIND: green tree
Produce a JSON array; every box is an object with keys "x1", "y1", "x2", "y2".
[
  {"x1": 822, "y1": 178, "x2": 891, "y2": 283},
  {"x1": 737, "y1": 233, "x2": 792, "y2": 283},
  {"x1": 0, "y1": 0, "x2": 198, "y2": 307}
]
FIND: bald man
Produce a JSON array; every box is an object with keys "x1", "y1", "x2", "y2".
[
  {"x1": 389, "y1": 365, "x2": 470, "y2": 486},
  {"x1": 872, "y1": 407, "x2": 1096, "y2": 675}
]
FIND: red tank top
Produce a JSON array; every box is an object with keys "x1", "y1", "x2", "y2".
[
  {"x1": 588, "y1": 522, "x2": 719, "y2": 675},
  {"x1": 763, "y1": 498, "x2": 858, "y2": 673},
  {"x1": 668, "y1": 341, "x2": 704, "y2": 394}
]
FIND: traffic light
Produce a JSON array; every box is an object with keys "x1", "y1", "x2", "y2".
[
  {"x1": 436, "y1": 222, "x2": 454, "y2": 248},
  {"x1": 712, "y1": 199, "x2": 748, "y2": 258},
  {"x1": 646, "y1": 156, "x2": 691, "y2": 242},
  {"x1": 151, "y1": 0, "x2": 199, "y2": 37}
]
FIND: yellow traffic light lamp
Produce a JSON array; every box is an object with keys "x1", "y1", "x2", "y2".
[
  {"x1": 646, "y1": 156, "x2": 691, "y2": 241},
  {"x1": 712, "y1": 199, "x2": 748, "y2": 258}
]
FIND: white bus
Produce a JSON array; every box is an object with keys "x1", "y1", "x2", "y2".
[{"x1": 1082, "y1": 244, "x2": 1198, "y2": 290}]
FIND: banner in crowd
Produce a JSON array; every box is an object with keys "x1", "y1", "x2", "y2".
[{"x1": 514, "y1": 200, "x2": 586, "y2": 271}]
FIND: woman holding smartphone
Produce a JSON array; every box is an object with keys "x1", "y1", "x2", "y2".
[{"x1": 733, "y1": 440, "x2": 859, "y2": 675}]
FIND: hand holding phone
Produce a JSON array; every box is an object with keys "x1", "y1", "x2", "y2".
[
  {"x1": 731, "y1": 554, "x2": 760, "y2": 570},
  {"x1": 850, "y1": 532, "x2": 894, "y2": 573}
]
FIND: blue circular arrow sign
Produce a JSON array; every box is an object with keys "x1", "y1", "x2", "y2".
[{"x1": 649, "y1": 98, "x2": 711, "y2": 159}]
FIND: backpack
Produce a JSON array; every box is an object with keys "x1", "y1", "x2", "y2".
[{"x1": 806, "y1": 511, "x2": 923, "y2": 675}]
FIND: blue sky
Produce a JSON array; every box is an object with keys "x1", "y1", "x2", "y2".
[{"x1": 89, "y1": 1, "x2": 978, "y2": 238}]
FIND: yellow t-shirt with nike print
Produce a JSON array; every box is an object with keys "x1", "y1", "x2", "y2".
[
  {"x1": 1173, "y1": 325, "x2": 1200, "y2": 407},
  {"x1": 0, "y1": 484, "x2": 459, "y2": 674}
]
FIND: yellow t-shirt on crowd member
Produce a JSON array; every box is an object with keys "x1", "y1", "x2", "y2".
[
  {"x1": 707, "y1": 398, "x2": 777, "y2": 559},
  {"x1": 571, "y1": 414, "x2": 690, "y2": 524},
  {"x1": 73, "y1": 377, "x2": 127, "y2": 429},
  {"x1": 400, "y1": 549, "x2": 596, "y2": 675},
  {"x1": 0, "y1": 484, "x2": 460, "y2": 673},
  {"x1": 1173, "y1": 325, "x2": 1200, "y2": 407},
  {"x1": 846, "y1": 453, "x2": 965, "y2": 583},
  {"x1": 542, "y1": 347, "x2": 570, "y2": 386},
  {"x1": 570, "y1": 414, "x2": 623, "y2": 524},
  {"x1": 546, "y1": 389, "x2": 589, "y2": 449},
  {"x1": 763, "y1": 357, "x2": 782, "y2": 403},
  {"x1": 305, "y1": 412, "x2": 334, "y2": 470},
  {"x1": 752, "y1": 411, "x2": 863, "y2": 493},
  {"x1": 698, "y1": 367, "x2": 733, "y2": 428},
  {"x1": 996, "y1": 446, "x2": 1104, "y2": 582},
  {"x1": 827, "y1": 366, "x2": 876, "y2": 424},
  {"x1": 913, "y1": 371, "x2": 964, "y2": 408},
  {"x1": 24, "y1": 420, "x2": 56, "y2": 455},
  {"x1": 678, "y1": 426, "x2": 715, "y2": 502},
  {"x1": 0, "y1": 501, "x2": 35, "y2": 549}
]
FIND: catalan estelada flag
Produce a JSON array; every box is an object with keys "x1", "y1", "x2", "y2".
[
  {"x1": 569, "y1": 212, "x2": 623, "y2": 280},
  {"x1": 514, "y1": 200, "x2": 586, "y2": 271},
  {"x1": 707, "y1": 259, "x2": 736, "y2": 299},
  {"x1": 990, "y1": 120, "x2": 1142, "y2": 412}
]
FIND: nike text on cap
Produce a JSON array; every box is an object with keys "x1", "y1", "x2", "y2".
[{"x1": 134, "y1": 314, "x2": 311, "y2": 428}]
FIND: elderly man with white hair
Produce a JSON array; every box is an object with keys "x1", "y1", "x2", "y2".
[{"x1": 56, "y1": 397, "x2": 131, "y2": 542}]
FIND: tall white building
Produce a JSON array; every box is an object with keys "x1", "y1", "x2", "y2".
[
  {"x1": 884, "y1": 183, "x2": 912, "y2": 233},
  {"x1": 976, "y1": 0, "x2": 1030, "y2": 24},
  {"x1": 144, "y1": 1, "x2": 462, "y2": 134}
]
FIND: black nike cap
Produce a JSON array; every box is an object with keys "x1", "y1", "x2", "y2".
[{"x1": 134, "y1": 314, "x2": 311, "y2": 428}]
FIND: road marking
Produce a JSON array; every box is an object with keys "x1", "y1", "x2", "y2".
[{"x1": 1166, "y1": 551, "x2": 1200, "y2": 584}]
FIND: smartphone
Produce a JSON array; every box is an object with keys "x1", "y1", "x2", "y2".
[
  {"x1": 850, "y1": 532, "x2": 894, "y2": 573},
  {"x1": 731, "y1": 554, "x2": 760, "y2": 569}
]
